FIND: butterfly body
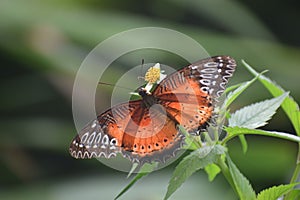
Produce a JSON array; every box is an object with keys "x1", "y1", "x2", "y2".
[{"x1": 70, "y1": 56, "x2": 236, "y2": 164}]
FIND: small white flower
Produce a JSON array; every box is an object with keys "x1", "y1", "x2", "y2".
[
  {"x1": 144, "y1": 63, "x2": 166, "y2": 93},
  {"x1": 129, "y1": 63, "x2": 167, "y2": 96}
]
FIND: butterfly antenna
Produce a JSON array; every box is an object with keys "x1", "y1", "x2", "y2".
[
  {"x1": 98, "y1": 81, "x2": 134, "y2": 92},
  {"x1": 141, "y1": 59, "x2": 144, "y2": 79},
  {"x1": 137, "y1": 59, "x2": 145, "y2": 84}
]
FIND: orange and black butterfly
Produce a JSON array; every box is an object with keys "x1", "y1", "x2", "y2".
[{"x1": 69, "y1": 56, "x2": 236, "y2": 164}]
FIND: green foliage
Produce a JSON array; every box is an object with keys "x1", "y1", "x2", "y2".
[
  {"x1": 224, "y1": 127, "x2": 300, "y2": 144},
  {"x1": 204, "y1": 163, "x2": 221, "y2": 182},
  {"x1": 227, "y1": 155, "x2": 256, "y2": 200},
  {"x1": 229, "y1": 92, "x2": 288, "y2": 128},
  {"x1": 164, "y1": 145, "x2": 226, "y2": 200},
  {"x1": 242, "y1": 60, "x2": 300, "y2": 200},
  {"x1": 179, "y1": 125, "x2": 202, "y2": 150},
  {"x1": 225, "y1": 73, "x2": 265, "y2": 153},
  {"x1": 225, "y1": 71, "x2": 266, "y2": 108},
  {"x1": 257, "y1": 183, "x2": 299, "y2": 200},
  {"x1": 284, "y1": 189, "x2": 300, "y2": 200},
  {"x1": 238, "y1": 134, "x2": 248, "y2": 154},
  {"x1": 243, "y1": 60, "x2": 300, "y2": 136}
]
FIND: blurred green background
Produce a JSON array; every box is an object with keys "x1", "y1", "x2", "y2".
[{"x1": 1, "y1": 0, "x2": 300, "y2": 199}]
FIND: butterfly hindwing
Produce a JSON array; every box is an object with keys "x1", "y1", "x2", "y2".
[
  {"x1": 70, "y1": 101, "x2": 142, "y2": 159},
  {"x1": 70, "y1": 100, "x2": 185, "y2": 164}
]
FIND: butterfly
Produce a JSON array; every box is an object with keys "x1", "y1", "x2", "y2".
[{"x1": 69, "y1": 56, "x2": 236, "y2": 164}]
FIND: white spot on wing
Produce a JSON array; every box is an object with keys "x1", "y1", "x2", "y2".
[
  {"x1": 81, "y1": 132, "x2": 89, "y2": 143},
  {"x1": 88, "y1": 131, "x2": 96, "y2": 144},
  {"x1": 91, "y1": 121, "x2": 97, "y2": 128},
  {"x1": 95, "y1": 132, "x2": 102, "y2": 144}
]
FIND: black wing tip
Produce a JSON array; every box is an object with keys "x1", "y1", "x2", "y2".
[{"x1": 212, "y1": 55, "x2": 237, "y2": 66}]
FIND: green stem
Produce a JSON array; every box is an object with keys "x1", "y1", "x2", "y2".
[
  {"x1": 213, "y1": 126, "x2": 219, "y2": 142},
  {"x1": 221, "y1": 127, "x2": 300, "y2": 145},
  {"x1": 203, "y1": 132, "x2": 213, "y2": 145},
  {"x1": 290, "y1": 143, "x2": 300, "y2": 183},
  {"x1": 290, "y1": 162, "x2": 300, "y2": 184},
  {"x1": 179, "y1": 125, "x2": 202, "y2": 150},
  {"x1": 284, "y1": 144, "x2": 300, "y2": 200},
  {"x1": 216, "y1": 156, "x2": 237, "y2": 196},
  {"x1": 195, "y1": 136, "x2": 203, "y2": 148}
]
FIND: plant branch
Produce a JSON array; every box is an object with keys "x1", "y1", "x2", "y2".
[
  {"x1": 290, "y1": 161, "x2": 300, "y2": 184},
  {"x1": 284, "y1": 143, "x2": 300, "y2": 200},
  {"x1": 222, "y1": 127, "x2": 300, "y2": 145},
  {"x1": 284, "y1": 148, "x2": 300, "y2": 200},
  {"x1": 216, "y1": 156, "x2": 237, "y2": 196}
]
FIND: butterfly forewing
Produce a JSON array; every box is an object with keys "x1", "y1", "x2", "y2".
[
  {"x1": 154, "y1": 56, "x2": 236, "y2": 100},
  {"x1": 153, "y1": 55, "x2": 236, "y2": 134},
  {"x1": 187, "y1": 55, "x2": 236, "y2": 99}
]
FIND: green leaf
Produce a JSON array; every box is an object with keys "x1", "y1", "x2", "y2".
[
  {"x1": 238, "y1": 135, "x2": 248, "y2": 154},
  {"x1": 226, "y1": 155, "x2": 256, "y2": 200},
  {"x1": 225, "y1": 80, "x2": 249, "y2": 153},
  {"x1": 224, "y1": 73, "x2": 266, "y2": 154},
  {"x1": 178, "y1": 125, "x2": 201, "y2": 150},
  {"x1": 205, "y1": 163, "x2": 221, "y2": 182},
  {"x1": 115, "y1": 163, "x2": 157, "y2": 200},
  {"x1": 225, "y1": 82, "x2": 243, "y2": 94},
  {"x1": 127, "y1": 162, "x2": 139, "y2": 178},
  {"x1": 243, "y1": 60, "x2": 300, "y2": 136},
  {"x1": 285, "y1": 189, "x2": 300, "y2": 200},
  {"x1": 243, "y1": 61, "x2": 300, "y2": 186},
  {"x1": 164, "y1": 145, "x2": 226, "y2": 200},
  {"x1": 223, "y1": 127, "x2": 300, "y2": 144},
  {"x1": 257, "y1": 183, "x2": 299, "y2": 200},
  {"x1": 225, "y1": 71, "x2": 266, "y2": 108},
  {"x1": 228, "y1": 92, "x2": 289, "y2": 129}
]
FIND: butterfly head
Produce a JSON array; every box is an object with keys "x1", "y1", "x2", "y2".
[{"x1": 138, "y1": 87, "x2": 151, "y2": 97}]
